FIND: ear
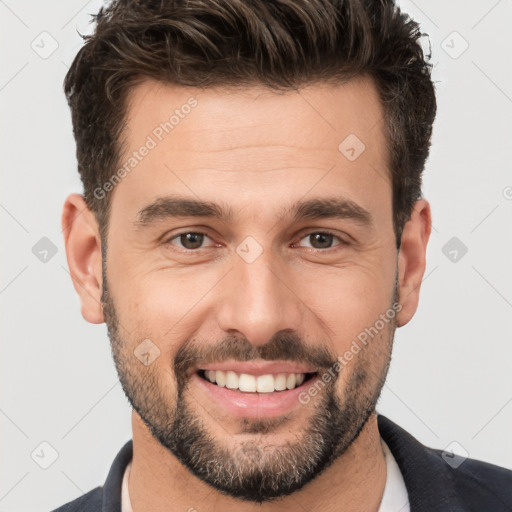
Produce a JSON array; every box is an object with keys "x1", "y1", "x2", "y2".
[
  {"x1": 61, "y1": 194, "x2": 104, "y2": 324},
  {"x1": 396, "y1": 199, "x2": 432, "y2": 328}
]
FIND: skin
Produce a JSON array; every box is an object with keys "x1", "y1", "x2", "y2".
[{"x1": 62, "y1": 75, "x2": 431, "y2": 511}]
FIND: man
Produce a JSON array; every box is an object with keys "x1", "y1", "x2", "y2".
[{"x1": 54, "y1": 0, "x2": 512, "y2": 511}]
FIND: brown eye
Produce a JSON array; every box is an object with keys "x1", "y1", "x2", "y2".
[
  {"x1": 169, "y1": 232, "x2": 209, "y2": 250},
  {"x1": 180, "y1": 233, "x2": 204, "y2": 249},
  {"x1": 308, "y1": 233, "x2": 334, "y2": 249},
  {"x1": 296, "y1": 231, "x2": 345, "y2": 250}
]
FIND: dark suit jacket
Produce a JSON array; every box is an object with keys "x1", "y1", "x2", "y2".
[{"x1": 51, "y1": 415, "x2": 512, "y2": 511}]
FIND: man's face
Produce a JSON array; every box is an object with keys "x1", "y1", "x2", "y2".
[{"x1": 101, "y1": 77, "x2": 400, "y2": 501}]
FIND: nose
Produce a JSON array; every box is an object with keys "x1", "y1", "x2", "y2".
[{"x1": 216, "y1": 248, "x2": 303, "y2": 347}]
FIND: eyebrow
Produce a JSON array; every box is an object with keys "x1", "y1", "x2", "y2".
[
  {"x1": 135, "y1": 196, "x2": 233, "y2": 225},
  {"x1": 135, "y1": 195, "x2": 372, "y2": 228},
  {"x1": 290, "y1": 197, "x2": 372, "y2": 227}
]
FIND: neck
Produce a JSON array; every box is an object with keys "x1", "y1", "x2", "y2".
[{"x1": 128, "y1": 411, "x2": 387, "y2": 512}]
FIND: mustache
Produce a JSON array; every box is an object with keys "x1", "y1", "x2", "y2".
[{"x1": 174, "y1": 329, "x2": 338, "y2": 377}]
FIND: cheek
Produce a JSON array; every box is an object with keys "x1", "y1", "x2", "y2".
[
  {"x1": 110, "y1": 259, "x2": 186, "y2": 322},
  {"x1": 295, "y1": 263, "x2": 396, "y2": 345},
  {"x1": 109, "y1": 268, "x2": 220, "y2": 357}
]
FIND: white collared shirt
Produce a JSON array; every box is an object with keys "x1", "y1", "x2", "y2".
[{"x1": 378, "y1": 439, "x2": 410, "y2": 512}]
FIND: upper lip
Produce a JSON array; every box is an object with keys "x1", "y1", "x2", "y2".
[{"x1": 194, "y1": 360, "x2": 317, "y2": 376}]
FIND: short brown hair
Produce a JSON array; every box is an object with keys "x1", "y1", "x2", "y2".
[{"x1": 64, "y1": 0, "x2": 436, "y2": 247}]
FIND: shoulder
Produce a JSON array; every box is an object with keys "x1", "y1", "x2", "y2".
[
  {"x1": 49, "y1": 486, "x2": 102, "y2": 512},
  {"x1": 50, "y1": 440, "x2": 132, "y2": 512},
  {"x1": 438, "y1": 450, "x2": 512, "y2": 509},
  {"x1": 378, "y1": 414, "x2": 512, "y2": 511}
]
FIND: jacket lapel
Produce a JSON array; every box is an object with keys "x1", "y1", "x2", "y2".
[{"x1": 378, "y1": 414, "x2": 467, "y2": 512}]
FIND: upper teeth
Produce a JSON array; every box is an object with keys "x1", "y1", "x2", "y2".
[{"x1": 203, "y1": 370, "x2": 306, "y2": 392}]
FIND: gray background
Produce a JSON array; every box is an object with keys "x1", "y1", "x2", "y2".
[{"x1": 1, "y1": 1, "x2": 511, "y2": 510}]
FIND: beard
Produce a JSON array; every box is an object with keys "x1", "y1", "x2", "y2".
[{"x1": 101, "y1": 267, "x2": 397, "y2": 503}]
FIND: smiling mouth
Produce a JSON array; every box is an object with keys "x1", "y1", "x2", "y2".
[{"x1": 197, "y1": 369, "x2": 317, "y2": 393}]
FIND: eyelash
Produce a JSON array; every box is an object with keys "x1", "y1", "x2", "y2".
[{"x1": 164, "y1": 230, "x2": 347, "y2": 253}]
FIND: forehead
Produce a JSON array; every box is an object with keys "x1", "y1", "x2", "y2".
[
  {"x1": 111, "y1": 76, "x2": 391, "y2": 221},
  {"x1": 123, "y1": 76, "x2": 387, "y2": 156}
]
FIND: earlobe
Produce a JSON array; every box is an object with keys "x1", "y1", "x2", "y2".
[
  {"x1": 396, "y1": 199, "x2": 432, "y2": 328},
  {"x1": 61, "y1": 194, "x2": 105, "y2": 324}
]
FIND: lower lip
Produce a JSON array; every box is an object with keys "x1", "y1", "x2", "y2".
[{"x1": 192, "y1": 373, "x2": 319, "y2": 418}]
